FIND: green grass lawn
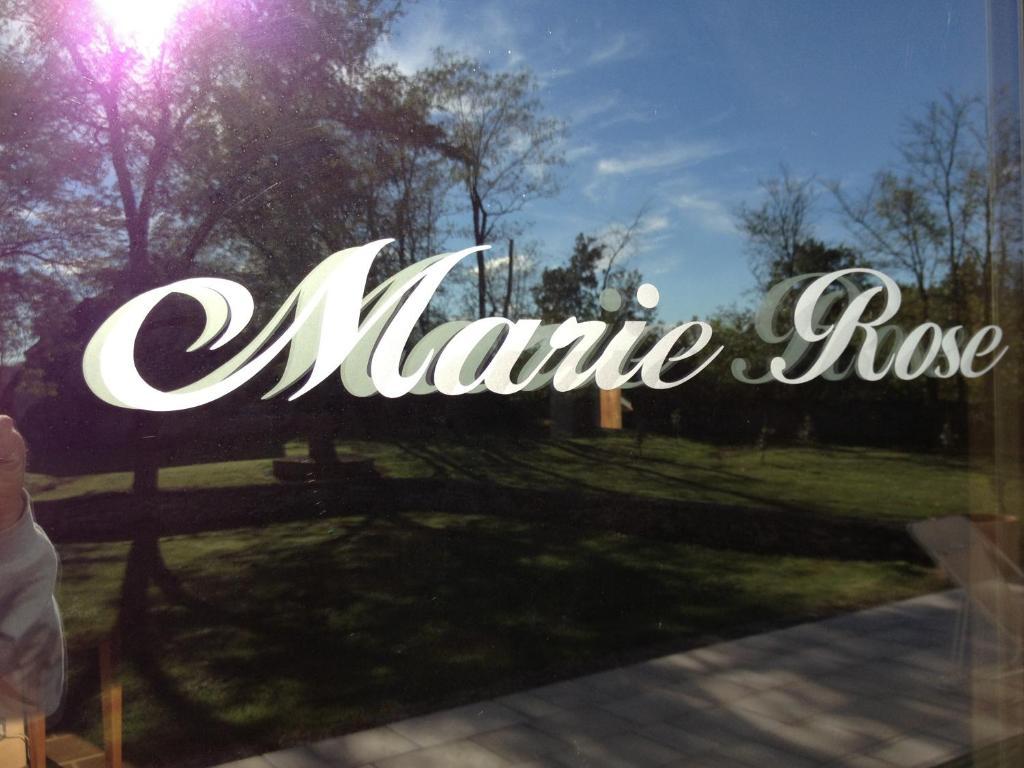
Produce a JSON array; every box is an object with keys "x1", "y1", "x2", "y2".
[
  {"x1": 56, "y1": 511, "x2": 942, "y2": 768},
  {"x1": 28, "y1": 433, "x2": 1016, "y2": 521},
  {"x1": 33, "y1": 434, "x2": 984, "y2": 767}
]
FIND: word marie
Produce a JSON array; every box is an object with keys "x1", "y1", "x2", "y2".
[
  {"x1": 82, "y1": 239, "x2": 1007, "y2": 412},
  {"x1": 84, "y1": 240, "x2": 718, "y2": 411}
]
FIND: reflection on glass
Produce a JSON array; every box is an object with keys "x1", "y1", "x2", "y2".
[{"x1": 0, "y1": 0, "x2": 1022, "y2": 766}]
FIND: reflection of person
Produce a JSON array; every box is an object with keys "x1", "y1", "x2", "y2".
[{"x1": 0, "y1": 415, "x2": 64, "y2": 720}]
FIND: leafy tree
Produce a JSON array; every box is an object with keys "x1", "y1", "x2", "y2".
[
  {"x1": 533, "y1": 234, "x2": 603, "y2": 322},
  {"x1": 767, "y1": 239, "x2": 859, "y2": 286},
  {"x1": 224, "y1": 66, "x2": 454, "y2": 305},
  {"x1": 532, "y1": 229, "x2": 655, "y2": 324},
  {"x1": 733, "y1": 172, "x2": 870, "y2": 439},
  {"x1": 215, "y1": 65, "x2": 456, "y2": 464},
  {"x1": 3, "y1": 0, "x2": 441, "y2": 645},
  {"x1": 0, "y1": 20, "x2": 115, "y2": 366},
  {"x1": 7, "y1": 0, "x2": 425, "y2": 492}
]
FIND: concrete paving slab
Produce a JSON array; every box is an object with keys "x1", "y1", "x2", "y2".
[
  {"x1": 636, "y1": 721, "x2": 719, "y2": 756},
  {"x1": 549, "y1": 732, "x2": 682, "y2": 767},
  {"x1": 529, "y1": 679, "x2": 615, "y2": 711},
  {"x1": 600, "y1": 686, "x2": 711, "y2": 725},
  {"x1": 712, "y1": 738, "x2": 823, "y2": 768},
  {"x1": 470, "y1": 724, "x2": 569, "y2": 763},
  {"x1": 867, "y1": 732, "x2": 965, "y2": 767},
  {"x1": 216, "y1": 759, "x2": 278, "y2": 768},
  {"x1": 388, "y1": 702, "x2": 523, "y2": 748},
  {"x1": 373, "y1": 739, "x2": 509, "y2": 768},
  {"x1": 495, "y1": 691, "x2": 566, "y2": 719},
  {"x1": 295, "y1": 727, "x2": 420, "y2": 767},
  {"x1": 211, "y1": 590, "x2": 1021, "y2": 768},
  {"x1": 530, "y1": 706, "x2": 636, "y2": 747}
]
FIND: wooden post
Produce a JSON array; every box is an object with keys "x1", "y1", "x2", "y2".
[
  {"x1": 599, "y1": 388, "x2": 623, "y2": 430},
  {"x1": 25, "y1": 714, "x2": 45, "y2": 768},
  {"x1": 100, "y1": 640, "x2": 123, "y2": 768}
]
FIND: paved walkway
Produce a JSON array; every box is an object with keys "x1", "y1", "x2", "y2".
[{"x1": 216, "y1": 591, "x2": 1024, "y2": 768}]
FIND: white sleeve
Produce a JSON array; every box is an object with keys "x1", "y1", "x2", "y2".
[{"x1": 0, "y1": 492, "x2": 65, "y2": 717}]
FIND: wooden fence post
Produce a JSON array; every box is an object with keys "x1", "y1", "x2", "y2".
[{"x1": 99, "y1": 639, "x2": 122, "y2": 768}]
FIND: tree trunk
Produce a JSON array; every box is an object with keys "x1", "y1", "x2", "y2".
[
  {"x1": 308, "y1": 420, "x2": 338, "y2": 464},
  {"x1": 476, "y1": 250, "x2": 487, "y2": 318},
  {"x1": 131, "y1": 411, "x2": 160, "y2": 496},
  {"x1": 503, "y1": 239, "x2": 514, "y2": 317},
  {"x1": 471, "y1": 186, "x2": 488, "y2": 318},
  {"x1": 0, "y1": 367, "x2": 23, "y2": 414},
  {"x1": 118, "y1": 410, "x2": 156, "y2": 647}
]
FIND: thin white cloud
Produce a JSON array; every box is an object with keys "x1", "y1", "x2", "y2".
[
  {"x1": 375, "y1": 2, "x2": 523, "y2": 74},
  {"x1": 596, "y1": 140, "x2": 727, "y2": 176},
  {"x1": 589, "y1": 212, "x2": 674, "y2": 271},
  {"x1": 587, "y1": 32, "x2": 641, "y2": 65},
  {"x1": 583, "y1": 177, "x2": 609, "y2": 204},
  {"x1": 537, "y1": 66, "x2": 575, "y2": 86},
  {"x1": 375, "y1": 6, "x2": 463, "y2": 74},
  {"x1": 466, "y1": 252, "x2": 536, "y2": 274},
  {"x1": 642, "y1": 252, "x2": 686, "y2": 276},
  {"x1": 478, "y1": 4, "x2": 524, "y2": 66},
  {"x1": 565, "y1": 92, "x2": 653, "y2": 132},
  {"x1": 595, "y1": 109, "x2": 653, "y2": 130},
  {"x1": 565, "y1": 143, "x2": 598, "y2": 162},
  {"x1": 699, "y1": 106, "x2": 737, "y2": 129},
  {"x1": 568, "y1": 92, "x2": 621, "y2": 124},
  {"x1": 672, "y1": 192, "x2": 736, "y2": 234},
  {"x1": 640, "y1": 214, "x2": 670, "y2": 233}
]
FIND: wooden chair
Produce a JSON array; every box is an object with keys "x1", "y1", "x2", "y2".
[
  {"x1": 0, "y1": 714, "x2": 45, "y2": 768},
  {"x1": 0, "y1": 639, "x2": 121, "y2": 768}
]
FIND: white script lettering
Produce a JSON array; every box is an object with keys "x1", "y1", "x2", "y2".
[{"x1": 83, "y1": 240, "x2": 721, "y2": 411}]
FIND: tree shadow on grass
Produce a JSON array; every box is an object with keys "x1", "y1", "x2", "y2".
[
  {"x1": 85, "y1": 502, "x2": 884, "y2": 767},
  {"x1": 43, "y1": 467, "x2": 928, "y2": 767},
  {"x1": 397, "y1": 436, "x2": 803, "y2": 518},
  {"x1": 473, "y1": 438, "x2": 795, "y2": 514},
  {"x1": 548, "y1": 437, "x2": 755, "y2": 484},
  {"x1": 37, "y1": 475, "x2": 922, "y2": 563}
]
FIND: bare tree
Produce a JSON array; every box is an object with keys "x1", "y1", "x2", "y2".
[
  {"x1": 735, "y1": 166, "x2": 816, "y2": 290},
  {"x1": 830, "y1": 172, "x2": 941, "y2": 317},
  {"x1": 831, "y1": 92, "x2": 986, "y2": 326},
  {"x1": 903, "y1": 92, "x2": 986, "y2": 325},
  {"x1": 426, "y1": 53, "x2": 566, "y2": 317},
  {"x1": 598, "y1": 206, "x2": 649, "y2": 292}
]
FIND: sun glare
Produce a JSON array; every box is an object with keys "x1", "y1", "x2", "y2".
[{"x1": 93, "y1": 0, "x2": 185, "y2": 55}]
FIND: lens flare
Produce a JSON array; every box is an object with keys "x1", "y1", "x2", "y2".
[{"x1": 93, "y1": 0, "x2": 185, "y2": 55}]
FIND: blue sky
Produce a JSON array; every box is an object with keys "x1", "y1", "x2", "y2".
[{"x1": 377, "y1": 0, "x2": 988, "y2": 322}]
